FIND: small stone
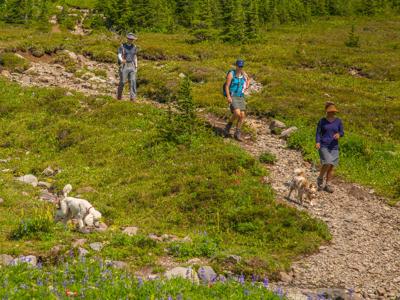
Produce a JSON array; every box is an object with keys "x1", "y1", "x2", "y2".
[
  {"x1": 269, "y1": 119, "x2": 287, "y2": 130},
  {"x1": 89, "y1": 242, "x2": 103, "y2": 252},
  {"x1": 39, "y1": 190, "x2": 58, "y2": 202},
  {"x1": 182, "y1": 235, "x2": 192, "y2": 242},
  {"x1": 0, "y1": 198, "x2": 4, "y2": 204},
  {"x1": 38, "y1": 181, "x2": 52, "y2": 189},
  {"x1": 12, "y1": 255, "x2": 37, "y2": 267},
  {"x1": 16, "y1": 174, "x2": 38, "y2": 187},
  {"x1": 122, "y1": 227, "x2": 138, "y2": 236},
  {"x1": 109, "y1": 261, "x2": 128, "y2": 270},
  {"x1": 1, "y1": 70, "x2": 11, "y2": 78},
  {"x1": 0, "y1": 254, "x2": 13, "y2": 266},
  {"x1": 178, "y1": 73, "x2": 186, "y2": 78},
  {"x1": 279, "y1": 271, "x2": 292, "y2": 283},
  {"x1": 94, "y1": 222, "x2": 108, "y2": 232},
  {"x1": 198, "y1": 266, "x2": 217, "y2": 283},
  {"x1": 280, "y1": 126, "x2": 298, "y2": 139},
  {"x1": 164, "y1": 267, "x2": 199, "y2": 284},
  {"x1": 72, "y1": 239, "x2": 87, "y2": 248},
  {"x1": 226, "y1": 255, "x2": 241, "y2": 264},
  {"x1": 78, "y1": 247, "x2": 89, "y2": 257},
  {"x1": 149, "y1": 234, "x2": 162, "y2": 241},
  {"x1": 50, "y1": 245, "x2": 63, "y2": 256},
  {"x1": 187, "y1": 258, "x2": 201, "y2": 265},
  {"x1": 42, "y1": 167, "x2": 56, "y2": 177},
  {"x1": 376, "y1": 288, "x2": 385, "y2": 296},
  {"x1": 148, "y1": 274, "x2": 159, "y2": 280},
  {"x1": 76, "y1": 186, "x2": 96, "y2": 194},
  {"x1": 65, "y1": 91, "x2": 73, "y2": 97}
]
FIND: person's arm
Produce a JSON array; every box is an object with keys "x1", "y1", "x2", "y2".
[
  {"x1": 316, "y1": 119, "x2": 322, "y2": 149},
  {"x1": 118, "y1": 45, "x2": 125, "y2": 64},
  {"x1": 225, "y1": 72, "x2": 233, "y2": 103},
  {"x1": 134, "y1": 54, "x2": 138, "y2": 70},
  {"x1": 339, "y1": 119, "x2": 344, "y2": 137}
]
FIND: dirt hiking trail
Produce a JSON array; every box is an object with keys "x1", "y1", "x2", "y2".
[{"x1": 1, "y1": 52, "x2": 400, "y2": 300}]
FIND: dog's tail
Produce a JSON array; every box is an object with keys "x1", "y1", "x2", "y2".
[
  {"x1": 63, "y1": 184, "x2": 72, "y2": 197},
  {"x1": 293, "y1": 168, "x2": 305, "y2": 176}
]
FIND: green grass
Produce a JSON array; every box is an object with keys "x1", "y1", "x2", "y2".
[
  {"x1": 0, "y1": 52, "x2": 30, "y2": 72},
  {"x1": 259, "y1": 152, "x2": 277, "y2": 165},
  {"x1": 0, "y1": 79, "x2": 329, "y2": 277},
  {"x1": 0, "y1": 259, "x2": 283, "y2": 299}
]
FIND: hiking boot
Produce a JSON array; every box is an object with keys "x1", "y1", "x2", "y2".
[
  {"x1": 324, "y1": 184, "x2": 334, "y2": 193},
  {"x1": 223, "y1": 122, "x2": 233, "y2": 137},
  {"x1": 234, "y1": 129, "x2": 243, "y2": 141},
  {"x1": 317, "y1": 177, "x2": 324, "y2": 191}
]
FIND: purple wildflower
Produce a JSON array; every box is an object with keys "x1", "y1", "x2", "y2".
[
  {"x1": 239, "y1": 274, "x2": 245, "y2": 285},
  {"x1": 177, "y1": 294, "x2": 183, "y2": 300},
  {"x1": 275, "y1": 287, "x2": 284, "y2": 299},
  {"x1": 168, "y1": 296, "x2": 173, "y2": 300},
  {"x1": 306, "y1": 295, "x2": 313, "y2": 300},
  {"x1": 138, "y1": 277, "x2": 144, "y2": 287},
  {"x1": 263, "y1": 277, "x2": 269, "y2": 288},
  {"x1": 37, "y1": 279, "x2": 43, "y2": 286}
]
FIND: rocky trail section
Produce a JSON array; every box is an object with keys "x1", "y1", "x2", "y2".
[{"x1": 1, "y1": 53, "x2": 400, "y2": 300}]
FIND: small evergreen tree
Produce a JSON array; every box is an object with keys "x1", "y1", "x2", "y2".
[
  {"x1": 244, "y1": 0, "x2": 260, "y2": 40},
  {"x1": 345, "y1": 24, "x2": 360, "y2": 48}
]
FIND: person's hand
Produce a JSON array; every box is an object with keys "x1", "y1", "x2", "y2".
[
  {"x1": 315, "y1": 143, "x2": 321, "y2": 150},
  {"x1": 122, "y1": 59, "x2": 126, "y2": 64},
  {"x1": 227, "y1": 97, "x2": 232, "y2": 104},
  {"x1": 333, "y1": 133, "x2": 340, "y2": 140}
]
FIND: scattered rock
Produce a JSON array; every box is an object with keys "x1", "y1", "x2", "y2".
[
  {"x1": 42, "y1": 166, "x2": 56, "y2": 176},
  {"x1": 72, "y1": 239, "x2": 87, "y2": 248},
  {"x1": 0, "y1": 254, "x2": 13, "y2": 266},
  {"x1": 50, "y1": 245, "x2": 63, "y2": 256},
  {"x1": 122, "y1": 227, "x2": 138, "y2": 236},
  {"x1": 94, "y1": 222, "x2": 108, "y2": 232},
  {"x1": 270, "y1": 119, "x2": 287, "y2": 131},
  {"x1": 109, "y1": 260, "x2": 128, "y2": 270},
  {"x1": 0, "y1": 198, "x2": 3, "y2": 205},
  {"x1": 61, "y1": 50, "x2": 78, "y2": 61},
  {"x1": 187, "y1": 258, "x2": 201, "y2": 265},
  {"x1": 226, "y1": 255, "x2": 241, "y2": 264},
  {"x1": 16, "y1": 174, "x2": 38, "y2": 187},
  {"x1": 149, "y1": 234, "x2": 162, "y2": 242},
  {"x1": 164, "y1": 267, "x2": 199, "y2": 284},
  {"x1": 1, "y1": 70, "x2": 11, "y2": 78},
  {"x1": 178, "y1": 73, "x2": 186, "y2": 78},
  {"x1": 148, "y1": 274, "x2": 159, "y2": 280},
  {"x1": 280, "y1": 126, "x2": 298, "y2": 139},
  {"x1": 279, "y1": 271, "x2": 292, "y2": 283},
  {"x1": 38, "y1": 181, "x2": 52, "y2": 189},
  {"x1": 182, "y1": 235, "x2": 192, "y2": 242},
  {"x1": 65, "y1": 91, "x2": 73, "y2": 97},
  {"x1": 76, "y1": 186, "x2": 97, "y2": 194},
  {"x1": 198, "y1": 266, "x2": 217, "y2": 283},
  {"x1": 39, "y1": 190, "x2": 57, "y2": 202},
  {"x1": 78, "y1": 247, "x2": 89, "y2": 257},
  {"x1": 12, "y1": 255, "x2": 37, "y2": 267},
  {"x1": 89, "y1": 242, "x2": 103, "y2": 252}
]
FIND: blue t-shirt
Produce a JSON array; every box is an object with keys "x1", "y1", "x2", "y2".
[{"x1": 316, "y1": 118, "x2": 344, "y2": 150}]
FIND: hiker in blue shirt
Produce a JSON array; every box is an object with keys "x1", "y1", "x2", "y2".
[
  {"x1": 223, "y1": 59, "x2": 249, "y2": 141},
  {"x1": 117, "y1": 33, "x2": 138, "y2": 101},
  {"x1": 316, "y1": 102, "x2": 344, "y2": 193}
]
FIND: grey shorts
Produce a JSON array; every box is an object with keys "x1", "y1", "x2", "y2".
[
  {"x1": 230, "y1": 96, "x2": 246, "y2": 112},
  {"x1": 319, "y1": 147, "x2": 339, "y2": 166}
]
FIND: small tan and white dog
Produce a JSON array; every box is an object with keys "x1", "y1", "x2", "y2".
[
  {"x1": 287, "y1": 168, "x2": 317, "y2": 206},
  {"x1": 54, "y1": 184, "x2": 102, "y2": 230}
]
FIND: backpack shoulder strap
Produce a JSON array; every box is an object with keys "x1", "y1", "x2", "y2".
[{"x1": 121, "y1": 44, "x2": 125, "y2": 58}]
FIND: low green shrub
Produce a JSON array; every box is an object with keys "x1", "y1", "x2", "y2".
[
  {"x1": 9, "y1": 212, "x2": 53, "y2": 240},
  {"x1": 168, "y1": 235, "x2": 220, "y2": 259},
  {"x1": 259, "y1": 152, "x2": 277, "y2": 164},
  {"x1": 0, "y1": 52, "x2": 30, "y2": 72}
]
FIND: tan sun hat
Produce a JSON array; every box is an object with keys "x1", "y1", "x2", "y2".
[{"x1": 325, "y1": 101, "x2": 339, "y2": 113}]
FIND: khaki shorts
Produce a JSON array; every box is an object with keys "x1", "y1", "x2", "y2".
[{"x1": 230, "y1": 96, "x2": 246, "y2": 112}]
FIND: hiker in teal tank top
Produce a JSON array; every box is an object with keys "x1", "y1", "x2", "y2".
[{"x1": 223, "y1": 59, "x2": 249, "y2": 141}]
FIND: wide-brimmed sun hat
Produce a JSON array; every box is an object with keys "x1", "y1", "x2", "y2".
[
  {"x1": 325, "y1": 101, "x2": 339, "y2": 113},
  {"x1": 127, "y1": 32, "x2": 137, "y2": 40}
]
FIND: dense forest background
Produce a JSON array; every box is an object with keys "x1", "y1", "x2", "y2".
[{"x1": 1, "y1": 0, "x2": 400, "y2": 41}]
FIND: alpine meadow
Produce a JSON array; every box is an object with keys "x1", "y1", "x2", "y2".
[{"x1": 0, "y1": 0, "x2": 400, "y2": 299}]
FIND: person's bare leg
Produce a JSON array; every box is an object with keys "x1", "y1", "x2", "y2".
[
  {"x1": 317, "y1": 164, "x2": 329, "y2": 190},
  {"x1": 234, "y1": 110, "x2": 244, "y2": 141},
  {"x1": 324, "y1": 165, "x2": 335, "y2": 193},
  {"x1": 224, "y1": 111, "x2": 239, "y2": 137}
]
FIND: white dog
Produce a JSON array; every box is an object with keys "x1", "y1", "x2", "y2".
[
  {"x1": 54, "y1": 184, "x2": 102, "y2": 230},
  {"x1": 287, "y1": 168, "x2": 317, "y2": 206}
]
